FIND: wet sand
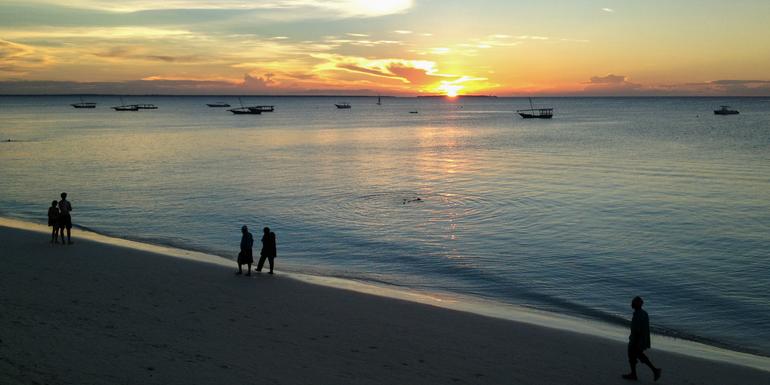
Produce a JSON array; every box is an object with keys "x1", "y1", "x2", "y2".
[{"x1": 1, "y1": 222, "x2": 768, "y2": 385}]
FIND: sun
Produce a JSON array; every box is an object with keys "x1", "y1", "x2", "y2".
[{"x1": 439, "y1": 83, "x2": 463, "y2": 97}]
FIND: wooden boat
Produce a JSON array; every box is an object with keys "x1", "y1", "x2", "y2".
[
  {"x1": 206, "y1": 102, "x2": 231, "y2": 107},
  {"x1": 112, "y1": 97, "x2": 139, "y2": 111},
  {"x1": 335, "y1": 103, "x2": 351, "y2": 109},
  {"x1": 714, "y1": 106, "x2": 739, "y2": 115},
  {"x1": 228, "y1": 108, "x2": 261, "y2": 115},
  {"x1": 71, "y1": 97, "x2": 96, "y2": 108},
  {"x1": 228, "y1": 98, "x2": 262, "y2": 114},
  {"x1": 134, "y1": 104, "x2": 157, "y2": 109},
  {"x1": 112, "y1": 105, "x2": 139, "y2": 111},
  {"x1": 517, "y1": 98, "x2": 553, "y2": 119},
  {"x1": 250, "y1": 105, "x2": 274, "y2": 112}
]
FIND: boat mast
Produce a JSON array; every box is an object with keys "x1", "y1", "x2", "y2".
[{"x1": 529, "y1": 97, "x2": 534, "y2": 111}]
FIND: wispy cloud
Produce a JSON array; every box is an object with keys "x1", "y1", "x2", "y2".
[
  {"x1": 602, "y1": 8, "x2": 614, "y2": 13},
  {"x1": 24, "y1": 0, "x2": 415, "y2": 18},
  {"x1": 0, "y1": 40, "x2": 54, "y2": 74}
]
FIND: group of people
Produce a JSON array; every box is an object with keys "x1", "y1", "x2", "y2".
[
  {"x1": 46, "y1": 192, "x2": 74, "y2": 245},
  {"x1": 237, "y1": 225, "x2": 277, "y2": 276},
  {"x1": 41, "y1": 192, "x2": 663, "y2": 381}
]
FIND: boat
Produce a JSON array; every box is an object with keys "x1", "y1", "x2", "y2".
[
  {"x1": 134, "y1": 104, "x2": 158, "y2": 110},
  {"x1": 112, "y1": 105, "x2": 139, "y2": 111},
  {"x1": 206, "y1": 102, "x2": 231, "y2": 107},
  {"x1": 376, "y1": 96, "x2": 382, "y2": 105},
  {"x1": 409, "y1": 110, "x2": 419, "y2": 114},
  {"x1": 228, "y1": 98, "x2": 262, "y2": 115},
  {"x1": 228, "y1": 108, "x2": 261, "y2": 115},
  {"x1": 335, "y1": 103, "x2": 351, "y2": 109},
  {"x1": 71, "y1": 97, "x2": 96, "y2": 109},
  {"x1": 714, "y1": 106, "x2": 739, "y2": 115},
  {"x1": 517, "y1": 98, "x2": 553, "y2": 119},
  {"x1": 112, "y1": 97, "x2": 139, "y2": 111},
  {"x1": 250, "y1": 105, "x2": 274, "y2": 112}
]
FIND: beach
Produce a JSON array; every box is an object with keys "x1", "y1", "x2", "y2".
[{"x1": 1, "y1": 221, "x2": 768, "y2": 385}]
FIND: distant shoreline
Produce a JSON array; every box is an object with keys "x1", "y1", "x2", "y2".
[{"x1": 1, "y1": 94, "x2": 768, "y2": 98}]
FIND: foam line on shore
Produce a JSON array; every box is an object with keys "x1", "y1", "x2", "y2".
[{"x1": 2, "y1": 216, "x2": 768, "y2": 372}]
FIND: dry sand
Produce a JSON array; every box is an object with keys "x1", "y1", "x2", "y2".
[{"x1": 1, "y1": 222, "x2": 768, "y2": 385}]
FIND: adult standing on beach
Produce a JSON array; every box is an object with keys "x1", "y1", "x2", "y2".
[
  {"x1": 58, "y1": 192, "x2": 73, "y2": 245},
  {"x1": 622, "y1": 296, "x2": 662, "y2": 381},
  {"x1": 47, "y1": 200, "x2": 60, "y2": 243},
  {"x1": 237, "y1": 225, "x2": 254, "y2": 276},
  {"x1": 256, "y1": 227, "x2": 276, "y2": 274}
]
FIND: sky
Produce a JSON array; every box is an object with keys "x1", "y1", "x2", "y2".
[{"x1": 1, "y1": 0, "x2": 769, "y2": 96}]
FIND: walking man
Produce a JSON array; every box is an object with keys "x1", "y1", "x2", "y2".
[
  {"x1": 622, "y1": 296, "x2": 662, "y2": 381},
  {"x1": 256, "y1": 227, "x2": 276, "y2": 274},
  {"x1": 58, "y1": 192, "x2": 74, "y2": 245}
]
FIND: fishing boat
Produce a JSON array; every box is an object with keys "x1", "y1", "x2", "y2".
[
  {"x1": 714, "y1": 106, "x2": 739, "y2": 115},
  {"x1": 112, "y1": 97, "x2": 139, "y2": 111},
  {"x1": 228, "y1": 98, "x2": 262, "y2": 115},
  {"x1": 112, "y1": 105, "x2": 139, "y2": 111},
  {"x1": 335, "y1": 103, "x2": 351, "y2": 109},
  {"x1": 71, "y1": 97, "x2": 97, "y2": 109},
  {"x1": 134, "y1": 104, "x2": 158, "y2": 110},
  {"x1": 517, "y1": 98, "x2": 553, "y2": 119},
  {"x1": 250, "y1": 105, "x2": 275, "y2": 112},
  {"x1": 206, "y1": 102, "x2": 231, "y2": 107}
]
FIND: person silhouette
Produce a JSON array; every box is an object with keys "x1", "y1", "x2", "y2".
[
  {"x1": 622, "y1": 296, "x2": 662, "y2": 381},
  {"x1": 58, "y1": 192, "x2": 73, "y2": 244},
  {"x1": 256, "y1": 227, "x2": 276, "y2": 274},
  {"x1": 236, "y1": 225, "x2": 254, "y2": 276},
  {"x1": 47, "y1": 200, "x2": 60, "y2": 244}
]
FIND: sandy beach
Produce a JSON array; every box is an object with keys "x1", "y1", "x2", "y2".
[{"x1": 1, "y1": 221, "x2": 768, "y2": 385}]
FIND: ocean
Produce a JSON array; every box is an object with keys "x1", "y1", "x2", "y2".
[{"x1": 1, "y1": 95, "x2": 769, "y2": 357}]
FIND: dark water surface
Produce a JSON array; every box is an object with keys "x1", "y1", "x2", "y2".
[{"x1": 1, "y1": 96, "x2": 769, "y2": 356}]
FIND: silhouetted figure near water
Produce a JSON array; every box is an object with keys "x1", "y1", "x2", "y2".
[
  {"x1": 47, "y1": 200, "x2": 60, "y2": 243},
  {"x1": 58, "y1": 192, "x2": 73, "y2": 244},
  {"x1": 237, "y1": 225, "x2": 254, "y2": 276},
  {"x1": 622, "y1": 296, "x2": 662, "y2": 381},
  {"x1": 256, "y1": 227, "x2": 276, "y2": 274}
]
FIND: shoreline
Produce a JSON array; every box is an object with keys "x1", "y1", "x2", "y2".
[{"x1": 1, "y1": 216, "x2": 768, "y2": 373}]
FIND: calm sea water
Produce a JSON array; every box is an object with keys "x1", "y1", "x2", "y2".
[{"x1": 1, "y1": 96, "x2": 769, "y2": 356}]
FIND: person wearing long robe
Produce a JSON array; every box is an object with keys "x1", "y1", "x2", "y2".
[{"x1": 236, "y1": 225, "x2": 254, "y2": 276}]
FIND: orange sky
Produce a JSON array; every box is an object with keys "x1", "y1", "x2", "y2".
[{"x1": 1, "y1": 1, "x2": 769, "y2": 95}]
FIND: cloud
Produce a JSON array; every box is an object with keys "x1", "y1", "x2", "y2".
[
  {"x1": 393, "y1": 30, "x2": 412, "y2": 34},
  {"x1": 92, "y1": 46, "x2": 207, "y2": 63},
  {"x1": 24, "y1": 1, "x2": 415, "y2": 18},
  {"x1": 602, "y1": 8, "x2": 614, "y2": 13},
  {"x1": 587, "y1": 74, "x2": 630, "y2": 84},
  {"x1": 0, "y1": 39, "x2": 52, "y2": 74},
  {"x1": 581, "y1": 74, "x2": 644, "y2": 95}
]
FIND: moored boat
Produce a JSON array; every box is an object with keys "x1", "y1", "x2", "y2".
[
  {"x1": 207, "y1": 102, "x2": 231, "y2": 107},
  {"x1": 250, "y1": 105, "x2": 275, "y2": 112},
  {"x1": 714, "y1": 106, "x2": 739, "y2": 115},
  {"x1": 112, "y1": 97, "x2": 139, "y2": 111},
  {"x1": 228, "y1": 107, "x2": 261, "y2": 115},
  {"x1": 71, "y1": 97, "x2": 97, "y2": 108},
  {"x1": 134, "y1": 104, "x2": 158, "y2": 109},
  {"x1": 517, "y1": 98, "x2": 553, "y2": 119},
  {"x1": 112, "y1": 105, "x2": 139, "y2": 111},
  {"x1": 335, "y1": 103, "x2": 351, "y2": 109},
  {"x1": 228, "y1": 98, "x2": 262, "y2": 114}
]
